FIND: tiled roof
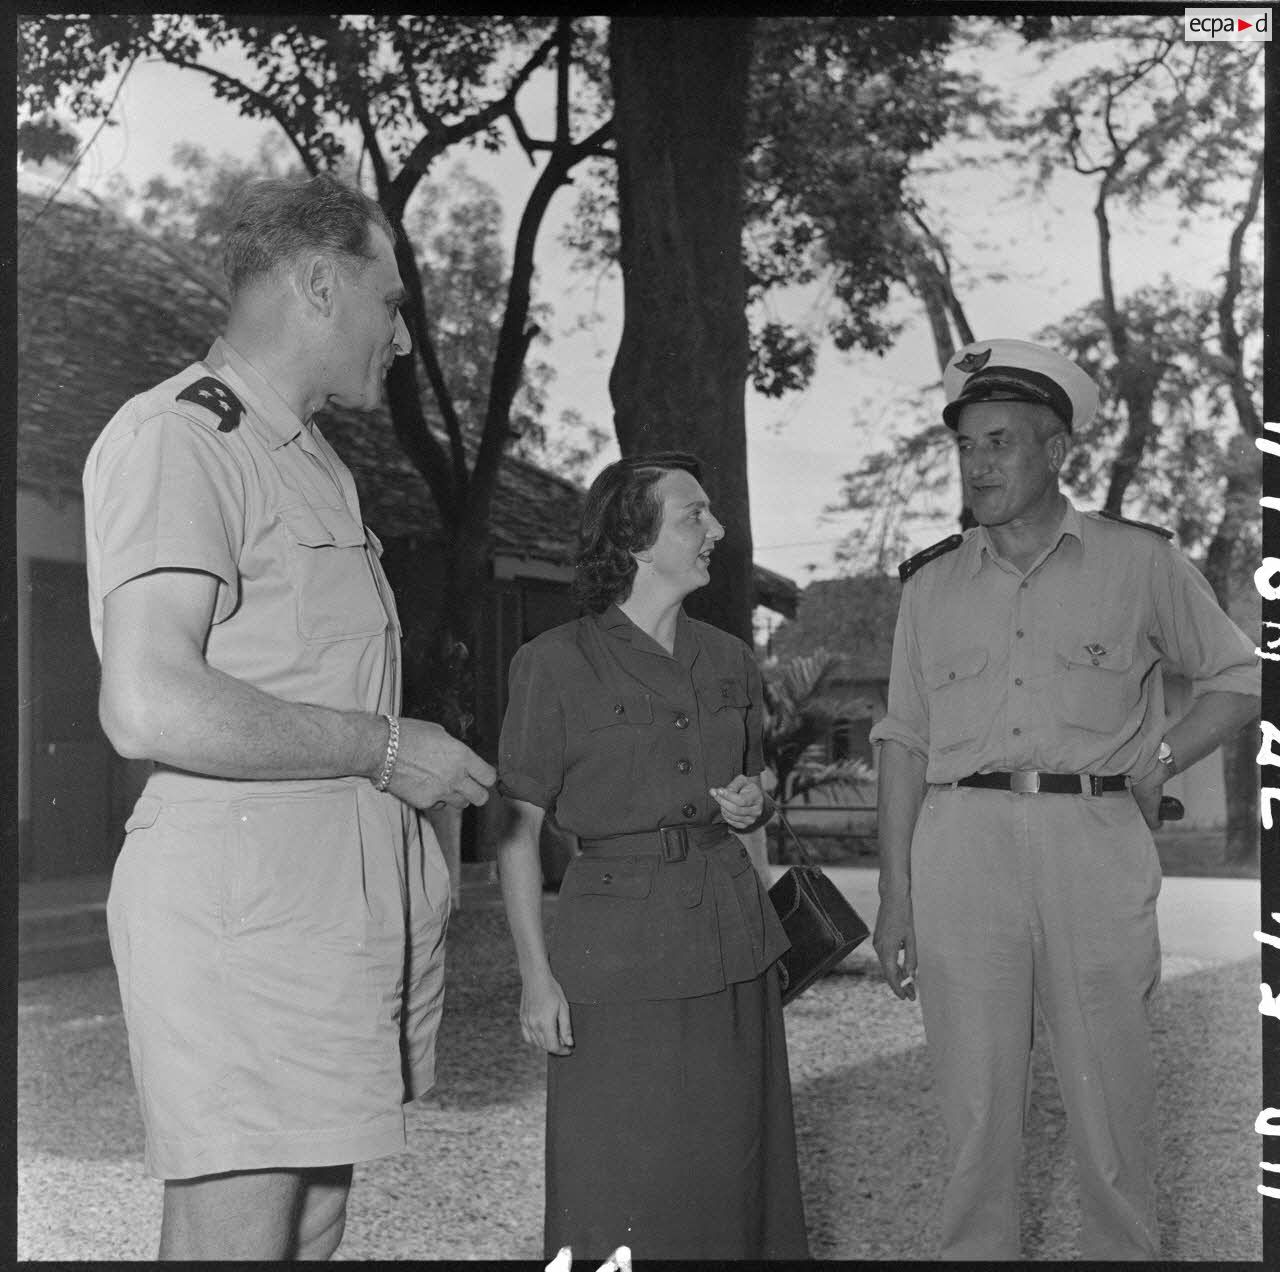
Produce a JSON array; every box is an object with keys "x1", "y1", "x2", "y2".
[
  {"x1": 15, "y1": 190, "x2": 584, "y2": 565},
  {"x1": 17, "y1": 190, "x2": 796, "y2": 604},
  {"x1": 18, "y1": 189, "x2": 230, "y2": 500}
]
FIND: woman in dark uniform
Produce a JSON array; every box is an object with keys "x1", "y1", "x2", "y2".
[{"x1": 495, "y1": 452, "x2": 808, "y2": 1262}]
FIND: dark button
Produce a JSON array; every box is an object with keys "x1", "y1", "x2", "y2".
[
  {"x1": 613, "y1": 702, "x2": 624, "y2": 715},
  {"x1": 1016, "y1": 629, "x2": 1025, "y2": 638},
  {"x1": 1014, "y1": 677, "x2": 1023, "y2": 686},
  {"x1": 674, "y1": 713, "x2": 690, "y2": 729},
  {"x1": 676, "y1": 758, "x2": 692, "y2": 774},
  {"x1": 948, "y1": 671, "x2": 956, "y2": 680},
  {"x1": 601, "y1": 872, "x2": 613, "y2": 884},
  {"x1": 1012, "y1": 728, "x2": 1022, "y2": 736},
  {"x1": 739, "y1": 846, "x2": 748, "y2": 858},
  {"x1": 681, "y1": 802, "x2": 697, "y2": 818}
]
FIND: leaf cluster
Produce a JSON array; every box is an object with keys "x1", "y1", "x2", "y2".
[
  {"x1": 744, "y1": 15, "x2": 960, "y2": 384},
  {"x1": 759, "y1": 649, "x2": 874, "y2": 798},
  {"x1": 19, "y1": 15, "x2": 562, "y2": 176},
  {"x1": 999, "y1": 16, "x2": 1264, "y2": 214},
  {"x1": 1041, "y1": 276, "x2": 1261, "y2": 555}
]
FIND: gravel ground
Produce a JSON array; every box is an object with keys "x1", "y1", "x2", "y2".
[{"x1": 18, "y1": 900, "x2": 1262, "y2": 1261}]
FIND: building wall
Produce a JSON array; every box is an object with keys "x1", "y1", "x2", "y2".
[{"x1": 16, "y1": 488, "x2": 86, "y2": 831}]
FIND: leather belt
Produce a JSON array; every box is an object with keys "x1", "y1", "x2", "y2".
[
  {"x1": 579, "y1": 822, "x2": 730, "y2": 863},
  {"x1": 953, "y1": 770, "x2": 1130, "y2": 796}
]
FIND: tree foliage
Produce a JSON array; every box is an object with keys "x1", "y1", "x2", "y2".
[
  {"x1": 826, "y1": 17, "x2": 1264, "y2": 581},
  {"x1": 759, "y1": 650, "x2": 873, "y2": 804},
  {"x1": 19, "y1": 14, "x2": 613, "y2": 736},
  {"x1": 562, "y1": 15, "x2": 985, "y2": 398},
  {"x1": 767, "y1": 574, "x2": 902, "y2": 666}
]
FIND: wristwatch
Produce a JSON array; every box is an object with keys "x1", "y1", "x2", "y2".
[{"x1": 1156, "y1": 740, "x2": 1176, "y2": 776}]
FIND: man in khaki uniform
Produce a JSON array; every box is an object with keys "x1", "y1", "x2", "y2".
[
  {"x1": 85, "y1": 174, "x2": 495, "y2": 1260},
  {"x1": 870, "y1": 338, "x2": 1257, "y2": 1260}
]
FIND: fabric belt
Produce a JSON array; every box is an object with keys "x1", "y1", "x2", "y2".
[
  {"x1": 952, "y1": 770, "x2": 1130, "y2": 796},
  {"x1": 579, "y1": 822, "x2": 732, "y2": 863}
]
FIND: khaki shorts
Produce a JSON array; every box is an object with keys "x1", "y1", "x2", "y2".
[{"x1": 107, "y1": 774, "x2": 450, "y2": 1180}]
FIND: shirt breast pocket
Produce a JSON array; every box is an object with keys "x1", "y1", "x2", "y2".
[
  {"x1": 923, "y1": 647, "x2": 989, "y2": 753},
  {"x1": 696, "y1": 678, "x2": 751, "y2": 783},
  {"x1": 278, "y1": 504, "x2": 388, "y2": 642},
  {"x1": 1056, "y1": 637, "x2": 1138, "y2": 734},
  {"x1": 697, "y1": 678, "x2": 750, "y2": 714}
]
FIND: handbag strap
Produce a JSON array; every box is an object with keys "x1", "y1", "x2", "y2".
[{"x1": 773, "y1": 804, "x2": 816, "y2": 867}]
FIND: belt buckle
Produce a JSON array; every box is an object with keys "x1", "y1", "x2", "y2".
[
  {"x1": 659, "y1": 825, "x2": 689, "y2": 862},
  {"x1": 1009, "y1": 769, "x2": 1041, "y2": 795}
]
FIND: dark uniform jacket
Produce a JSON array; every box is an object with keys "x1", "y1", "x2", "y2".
[{"x1": 498, "y1": 605, "x2": 790, "y2": 1002}]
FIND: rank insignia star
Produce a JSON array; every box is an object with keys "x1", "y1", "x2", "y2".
[
  {"x1": 954, "y1": 348, "x2": 992, "y2": 374},
  {"x1": 176, "y1": 376, "x2": 244, "y2": 432}
]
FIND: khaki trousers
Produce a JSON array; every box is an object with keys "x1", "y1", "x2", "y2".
[{"x1": 912, "y1": 785, "x2": 1162, "y2": 1260}]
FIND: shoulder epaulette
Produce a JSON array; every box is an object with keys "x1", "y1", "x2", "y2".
[
  {"x1": 1092, "y1": 509, "x2": 1174, "y2": 540},
  {"x1": 898, "y1": 533, "x2": 965, "y2": 583},
  {"x1": 175, "y1": 376, "x2": 244, "y2": 433}
]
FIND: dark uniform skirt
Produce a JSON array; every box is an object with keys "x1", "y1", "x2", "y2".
[{"x1": 544, "y1": 962, "x2": 809, "y2": 1261}]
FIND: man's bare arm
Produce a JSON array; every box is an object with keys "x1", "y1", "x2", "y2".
[
  {"x1": 1131, "y1": 689, "x2": 1258, "y2": 829},
  {"x1": 100, "y1": 569, "x2": 494, "y2": 809},
  {"x1": 872, "y1": 739, "x2": 929, "y2": 1001}
]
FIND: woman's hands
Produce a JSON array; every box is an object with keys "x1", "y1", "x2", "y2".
[
  {"x1": 709, "y1": 774, "x2": 766, "y2": 830},
  {"x1": 520, "y1": 967, "x2": 574, "y2": 1056}
]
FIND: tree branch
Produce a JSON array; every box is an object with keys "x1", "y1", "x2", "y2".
[
  {"x1": 386, "y1": 27, "x2": 559, "y2": 215},
  {"x1": 1217, "y1": 153, "x2": 1263, "y2": 440},
  {"x1": 471, "y1": 114, "x2": 615, "y2": 520},
  {"x1": 160, "y1": 55, "x2": 321, "y2": 176}
]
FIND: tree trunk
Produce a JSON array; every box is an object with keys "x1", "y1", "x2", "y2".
[{"x1": 608, "y1": 15, "x2": 755, "y2": 642}]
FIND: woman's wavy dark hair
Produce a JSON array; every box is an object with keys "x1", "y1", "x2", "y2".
[{"x1": 572, "y1": 452, "x2": 703, "y2": 613}]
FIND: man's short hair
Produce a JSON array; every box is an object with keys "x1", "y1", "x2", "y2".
[{"x1": 222, "y1": 173, "x2": 395, "y2": 297}]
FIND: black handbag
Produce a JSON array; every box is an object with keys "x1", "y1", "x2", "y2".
[{"x1": 768, "y1": 810, "x2": 870, "y2": 1006}]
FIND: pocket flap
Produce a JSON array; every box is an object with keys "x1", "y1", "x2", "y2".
[
  {"x1": 279, "y1": 503, "x2": 367, "y2": 549},
  {"x1": 1061, "y1": 638, "x2": 1133, "y2": 672},
  {"x1": 579, "y1": 691, "x2": 654, "y2": 730},
  {"x1": 924, "y1": 646, "x2": 989, "y2": 689},
  {"x1": 568, "y1": 855, "x2": 656, "y2": 899},
  {"x1": 123, "y1": 796, "x2": 162, "y2": 833},
  {"x1": 698, "y1": 677, "x2": 751, "y2": 712}
]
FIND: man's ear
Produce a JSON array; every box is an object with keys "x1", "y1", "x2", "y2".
[
  {"x1": 298, "y1": 253, "x2": 339, "y2": 316},
  {"x1": 1048, "y1": 429, "x2": 1070, "y2": 473},
  {"x1": 632, "y1": 545, "x2": 654, "y2": 565}
]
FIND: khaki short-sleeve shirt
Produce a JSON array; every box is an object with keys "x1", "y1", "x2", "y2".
[
  {"x1": 84, "y1": 337, "x2": 401, "y2": 715},
  {"x1": 870, "y1": 499, "x2": 1259, "y2": 784}
]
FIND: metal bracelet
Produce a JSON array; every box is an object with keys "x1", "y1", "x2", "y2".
[{"x1": 374, "y1": 713, "x2": 400, "y2": 793}]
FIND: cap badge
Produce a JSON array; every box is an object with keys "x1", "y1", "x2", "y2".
[
  {"x1": 1084, "y1": 642, "x2": 1107, "y2": 665},
  {"x1": 954, "y1": 348, "x2": 992, "y2": 374}
]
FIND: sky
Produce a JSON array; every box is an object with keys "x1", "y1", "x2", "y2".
[{"x1": 23, "y1": 14, "x2": 1261, "y2": 589}]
